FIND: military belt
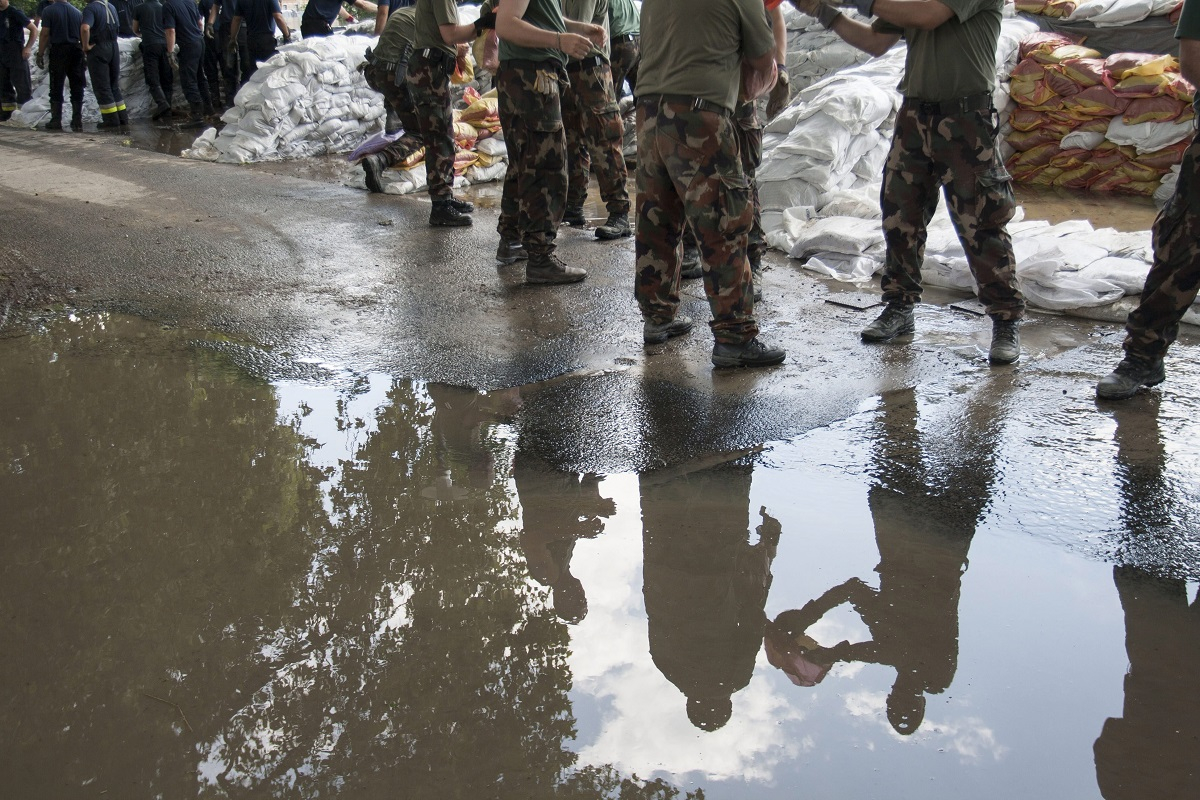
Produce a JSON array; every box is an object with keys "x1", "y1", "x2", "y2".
[
  {"x1": 415, "y1": 47, "x2": 455, "y2": 71},
  {"x1": 610, "y1": 33, "x2": 637, "y2": 42},
  {"x1": 566, "y1": 54, "x2": 605, "y2": 71},
  {"x1": 637, "y1": 94, "x2": 731, "y2": 118},
  {"x1": 904, "y1": 92, "x2": 992, "y2": 117}
]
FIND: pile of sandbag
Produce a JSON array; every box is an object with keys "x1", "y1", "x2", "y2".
[
  {"x1": 1005, "y1": 34, "x2": 1195, "y2": 195},
  {"x1": 780, "y1": 6, "x2": 874, "y2": 92},
  {"x1": 1015, "y1": 0, "x2": 1179, "y2": 25},
  {"x1": 4, "y1": 38, "x2": 158, "y2": 128}
]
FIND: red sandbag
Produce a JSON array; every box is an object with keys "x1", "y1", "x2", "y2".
[
  {"x1": 1009, "y1": 107, "x2": 1046, "y2": 132},
  {"x1": 1072, "y1": 85, "x2": 1131, "y2": 116},
  {"x1": 1113, "y1": 73, "x2": 1172, "y2": 99},
  {"x1": 1123, "y1": 96, "x2": 1186, "y2": 124},
  {"x1": 1116, "y1": 180, "x2": 1163, "y2": 196},
  {"x1": 1028, "y1": 166, "x2": 1065, "y2": 185},
  {"x1": 1011, "y1": 59, "x2": 1047, "y2": 80},
  {"x1": 1055, "y1": 162, "x2": 1106, "y2": 188},
  {"x1": 1104, "y1": 52, "x2": 1178, "y2": 81},
  {"x1": 1034, "y1": 44, "x2": 1101, "y2": 65},
  {"x1": 1090, "y1": 142, "x2": 1131, "y2": 170},
  {"x1": 1138, "y1": 140, "x2": 1189, "y2": 170},
  {"x1": 1008, "y1": 127, "x2": 1064, "y2": 152},
  {"x1": 1009, "y1": 141, "x2": 1062, "y2": 169},
  {"x1": 1019, "y1": 32, "x2": 1080, "y2": 61},
  {"x1": 1163, "y1": 73, "x2": 1196, "y2": 102},
  {"x1": 1044, "y1": 65, "x2": 1084, "y2": 97},
  {"x1": 1011, "y1": 78, "x2": 1061, "y2": 108},
  {"x1": 1049, "y1": 148, "x2": 1092, "y2": 169},
  {"x1": 1009, "y1": 163, "x2": 1046, "y2": 183},
  {"x1": 1060, "y1": 57, "x2": 1111, "y2": 88},
  {"x1": 1076, "y1": 115, "x2": 1112, "y2": 134},
  {"x1": 1089, "y1": 171, "x2": 1133, "y2": 191}
]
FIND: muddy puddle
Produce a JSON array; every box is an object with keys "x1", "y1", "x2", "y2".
[{"x1": 3, "y1": 313, "x2": 1198, "y2": 799}]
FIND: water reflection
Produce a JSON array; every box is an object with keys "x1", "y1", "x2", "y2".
[
  {"x1": 766, "y1": 384, "x2": 1008, "y2": 735},
  {"x1": 640, "y1": 462, "x2": 781, "y2": 732},
  {"x1": 1094, "y1": 400, "x2": 1200, "y2": 799},
  {"x1": 0, "y1": 318, "x2": 700, "y2": 798}
]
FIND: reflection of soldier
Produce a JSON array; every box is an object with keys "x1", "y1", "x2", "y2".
[
  {"x1": 1093, "y1": 399, "x2": 1200, "y2": 799},
  {"x1": 513, "y1": 454, "x2": 615, "y2": 623},
  {"x1": 424, "y1": 382, "x2": 521, "y2": 496},
  {"x1": 768, "y1": 386, "x2": 1003, "y2": 735},
  {"x1": 641, "y1": 463, "x2": 781, "y2": 731}
]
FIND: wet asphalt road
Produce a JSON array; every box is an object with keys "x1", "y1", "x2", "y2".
[{"x1": 0, "y1": 126, "x2": 1192, "y2": 472}]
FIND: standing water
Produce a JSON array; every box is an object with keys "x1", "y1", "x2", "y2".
[{"x1": 2, "y1": 313, "x2": 1197, "y2": 799}]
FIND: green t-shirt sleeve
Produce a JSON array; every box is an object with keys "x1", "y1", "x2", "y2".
[
  {"x1": 434, "y1": 0, "x2": 457, "y2": 26},
  {"x1": 939, "y1": 0, "x2": 988, "y2": 24},
  {"x1": 737, "y1": 0, "x2": 774, "y2": 59},
  {"x1": 1178, "y1": 0, "x2": 1200, "y2": 40}
]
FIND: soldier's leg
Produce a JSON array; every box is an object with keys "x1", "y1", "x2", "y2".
[
  {"x1": 635, "y1": 101, "x2": 686, "y2": 324},
  {"x1": 939, "y1": 108, "x2": 1023, "y2": 321},
  {"x1": 86, "y1": 48, "x2": 118, "y2": 128},
  {"x1": 1124, "y1": 134, "x2": 1200, "y2": 362},
  {"x1": 13, "y1": 49, "x2": 31, "y2": 105},
  {"x1": 579, "y1": 62, "x2": 630, "y2": 222},
  {"x1": 880, "y1": 106, "x2": 941, "y2": 306},
  {"x1": 67, "y1": 49, "x2": 85, "y2": 130},
  {"x1": 736, "y1": 103, "x2": 765, "y2": 298},
  {"x1": 0, "y1": 54, "x2": 16, "y2": 119},
  {"x1": 666, "y1": 106, "x2": 757, "y2": 344},
  {"x1": 495, "y1": 65, "x2": 524, "y2": 249},
  {"x1": 406, "y1": 53, "x2": 456, "y2": 203},
  {"x1": 560, "y1": 79, "x2": 590, "y2": 223}
]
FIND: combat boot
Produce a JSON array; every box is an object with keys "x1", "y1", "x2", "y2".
[
  {"x1": 861, "y1": 302, "x2": 915, "y2": 342},
  {"x1": 96, "y1": 111, "x2": 120, "y2": 130},
  {"x1": 70, "y1": 104, "x2": 83, "y2": 131},
  {"x1": 526, "y1": 252, "x2": 586, "y2": 284},
  {"x1": 151, "y1": 101, "x2": 172, "y2": 121},
  {"x1": 711, "y1": 337, "x2": 786, "y2": 368},
  {"x1": 447, "y1": 196, "x2": 474, "y2": 213},
  {"x1": 496, "y1": 239, "x2": 527, "y2": 264},
  {"x1": 562, "y1": 206, "x2": 586, "y2": 227},
  {"x1": 362, "y1": 153, "x2": 388, "y2": 193},
  {"x1": 989, "y1": 319, "x2": 1021, "y2": 365},
  {"x1": 595, "y1": 212, "x2": 631, "y2": 240},
  {"x1": 681, "y1": 244, "x2": 702, "y2": 280},
  {"x1": 429, "y1": 200, "x2": 472, "y2": 227},
  {"x1": 1096, "y1": 356, "x2": 1166, "y2": 401},
  {"x1": 643, "y1": 314, "x2": 693, "y2": 345},
  {"x1": 43, "y1": 102, "x2": 63, "y2": 131}
]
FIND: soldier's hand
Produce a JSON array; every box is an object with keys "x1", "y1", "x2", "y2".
[
  {"x1": 35, "y1": 50, "x2": 45, "y2": 70},
  {"x1": 766, "y1": 68, "x2": 790, "y2": 119},
  {"x1": 559, "y1": 32, "x2": 593, "y2": 60},
  {"x1": 580, "y1": 23, "x2": 606, "y2": 49}
]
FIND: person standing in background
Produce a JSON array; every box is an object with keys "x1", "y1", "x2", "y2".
[
  {"x1": 81, "y1": 0, "x2": 128, "y2": 132},
  {"x1": 606, "y1": 0, "x2": 637, "y2": 100},
  {"x1": 0, "y1": 0, "x2": 36, "y2": 121},
  {"x1": 34, "y1": 0, "x2": 84, "y2": 131},
  {"x1": 133, "y1": 0, "x2": 175, "y2": 120}
]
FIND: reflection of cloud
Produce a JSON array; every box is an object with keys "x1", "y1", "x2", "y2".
[
  {"x1": 841, "y1": 690, "x2": 1008, "y2": 762},
  {"x1": 565, "y1": 475, "x2": 805, "y2": 784}
]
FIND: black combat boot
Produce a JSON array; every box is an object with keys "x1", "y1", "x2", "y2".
[
  {"x1": 44, "y1": 102, "x2": 63, "y2": 131},
  {"x1": 447, "y1": 196, "x2": 474, "y2": 213},
  {"x1": 989, "y1": 319, "x2": 1021, "y2": 365},
  {"x1": 496, "y1": 238, "x2": 527, "y2": 264},
  {"x1": 861, "y1": 302, "x2": 915, "y2": 342},
  {"x1": 711, "y1": 338, "x2": 786, "y2": 368},
  {"x1": 1096, "y1": 355, "x2": 1166, "y2": 400},
  {"x1": 362, "y1": 153, "x2": 389, "y2": 193},
  {"x1": 595, "y1": 212, "x2": 631, "y2": 240},
  {"x1": 97, "y1": 111, "x2": 120, "y2": 130},
  {"x1": 526, "y1": 251, "x2": 586, "y2": 284},
  {"x1": 562, "y1": 206, "x2": 586, "y2": 227},
  {"x1": 429, "y1": 200, "x2": 472, "y2": 227}
]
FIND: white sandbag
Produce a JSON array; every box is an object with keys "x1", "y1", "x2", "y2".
[
  {"x1": 1078, "y1": 257, "x2": 1152, "y2": 294},
  {"x1": 789, "y1": 215, "x2": 885, "y2": 259},
  {"x1": 1020, "y1": 275, "x2": 1126, "y2": 310},
  {"x1": 1061, "y1": 130, "x2": 1107, "y2": 150},
  {"x1": 1106, "y1": 116, "x2": 1194, "y2": 154}
]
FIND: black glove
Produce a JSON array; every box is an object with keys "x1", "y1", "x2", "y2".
[
  {"x1": 35, "y1": 50, "x2": 45, "y2": 70},
  {"x1": 473, "y1": 10, "x2": 497, "y2": 37}
]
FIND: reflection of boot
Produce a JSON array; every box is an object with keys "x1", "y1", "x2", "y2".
[
  {"x1": 44, "y1": 102, "x2": 63, "y2": 131},
  {"x1": 70, "y1": 103, "x2": 83, "y2": 132}
]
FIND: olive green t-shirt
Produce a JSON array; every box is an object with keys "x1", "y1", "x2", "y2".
[
  {"x1": 374, "y1": 6, "x2": 417, "y2": 63},
  {"x1": 413, "y1": 0, "x2": 458, "y2": 57},
  {"x1": 564, "y1": 0, "x2": 609, "y2": 60},
  {"x1": 874, "y1": 0, "x2": 1001, "y2": 101},
  {"x1": 636, "y1": 0, "x2": 774, "y2": 113},
  {"x1": 608, "y1": 0, "x2": 638, "y2": 38},
  {"x1": 1178, "y1": 0, "x2": 1200, "y2": 39},
  {"x1": 498, "y1": 0, "x2": 565, "y2": 65}
]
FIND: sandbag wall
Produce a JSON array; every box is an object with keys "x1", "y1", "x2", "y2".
[
  {"x1": 1005, "y1": 34, "x2": 1195, "y2": 195},
  {"x1": 1014, "y1": 0, "x2": 1180, "y2": 25}
]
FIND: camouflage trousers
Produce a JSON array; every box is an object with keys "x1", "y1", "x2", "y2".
[
  {"x1": 682, "y1": 102, "x2": 764, "y2": 263},
  {"x1": 1124, "y1": 129, "x2": 1200, "y2": 361},
  {"x1": 562, "y1": 58, "x2": 629, "y2": 215},
  {"x1": 608, "y1": 35, "x2": 638, "y2": 100},
  {"x1": 496, "y1": 60, "x2": 568, "y2": 256},
  {"x1": 635, "y1": 99, "x2": 757, "y2": 344},
  {"x1": 406, "y1": 51, "x2": 456, "y2": 201},
  {"x1": 881, "y1": 102, "x2": 1024, "y2": 320},
  {"x1": 363, "y1": 62, "x2": 425, "y2": 168}
]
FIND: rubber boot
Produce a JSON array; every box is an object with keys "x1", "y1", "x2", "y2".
[
  {"x1": 70, "y1": 103, "x2": 83, "y2": 132},
  {"x1": 152, "y1": 101, "x2": 172, "y2": 121},
  {"x1": 44, "y1": 102, "x2": 63, "y2": 131},
  {"x1": 117, "y1": 108, "x2": 131, "y2": 135},
  {"x1": 97, "y1": 110, "x2": 120, "y2": 130}
]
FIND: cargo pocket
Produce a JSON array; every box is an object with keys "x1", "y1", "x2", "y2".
[
  {"x1": 974, "y1": 162, "x2": 1015, "y2": 228},
  {"x1": 528, "y1": 71, "x2": 563, "y2": 133}
]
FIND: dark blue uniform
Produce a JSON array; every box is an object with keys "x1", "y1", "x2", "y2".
[
  {"x1": 81, "y1": 0, "x2": 127, "y2": 128},
  {"x1": 133, "y1": 0, "x2": 174, "y2": 117},
  {"x1": 300, "y1": 0, "x2": 347, "y2": 38},
  {"x1": 198, "y1": 0, "x2": 222, "y2": 105},
  {"x1": 163, "y1": 0, "x2": 212, "y2": 114},
  {"x1": 0, "y1": 2, "x2": 33, "y2": 118},
  {"x1": 214, "y1": 0, "x2": 248, "y2": 104},
  {"x1": 37, "y1": 0, "x2": 83, "y2": 129},
  {"x1": 236, "y1": 0, "x2": 283, "y2": 79}
]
